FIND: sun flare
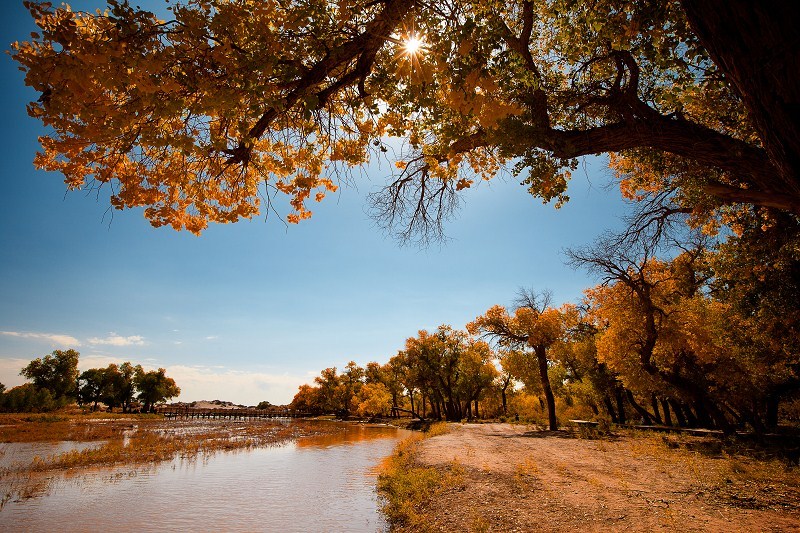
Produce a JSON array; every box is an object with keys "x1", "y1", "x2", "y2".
[{"x1": 403, "y1": 35, "x2": 424, "y2": 56}]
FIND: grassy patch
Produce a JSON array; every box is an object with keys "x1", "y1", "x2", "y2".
[
  {"x1": 378, "y1": 424, "x2": 462, "y2": 531},
  {"x1": 425, "y1": 421, "x2": 450, "y2": 437}
]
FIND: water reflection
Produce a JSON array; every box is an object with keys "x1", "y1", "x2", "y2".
[
  {"x1": 0, "y1": 422, "x2": 409, "y2": 532},
  {"x1": 296, "y1": 423, "x2": 401, "y2": 448},
  {"x1": 0, "y1": 441, "x2": 105, "y2": 470}
]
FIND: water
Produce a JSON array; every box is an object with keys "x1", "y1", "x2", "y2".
[
  {"x1": 0, "y1": 422, "x2": 410, "y2": 532},
  {"x1": 0, "y1": 441, "x2": 105, "y2": 470}
]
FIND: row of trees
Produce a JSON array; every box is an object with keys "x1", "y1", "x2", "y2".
[
  {"x1": 77, "y1": 363, "x2": 180, "y2": 413},
  {"x1": 291, "y1": 329, "x2": 499, "y2": 421},
  {"x1": 293, "y1": 223, "x2": 800, "y2": 433},
  {"x1": 0, "y1": 350, "x2": 180, "y2": 413}
]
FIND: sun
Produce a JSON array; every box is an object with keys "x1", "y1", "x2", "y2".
[{"x1": 403, "y1": 35, "x2": 424, "y2": 56}]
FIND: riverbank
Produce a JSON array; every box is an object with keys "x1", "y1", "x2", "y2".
[{"x1": 379, "y1": 422, "x2": 800, "y2": 532}]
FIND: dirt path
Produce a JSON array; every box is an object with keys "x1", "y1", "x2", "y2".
[{"x1": 412, "y1": 423, "x2": 800, "y2": 532}]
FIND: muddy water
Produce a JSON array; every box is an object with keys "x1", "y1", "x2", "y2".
[{"x1": 0, "y1": 422, "x2": 410, "y2": 532}]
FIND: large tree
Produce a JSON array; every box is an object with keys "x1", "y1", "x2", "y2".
[
  {"x1": 468, "y1": 292, "x2": 576, "y2": 430},
  {"x1": 20, "y1": 349, "x2": 80, "y2": 401},
  {"x1": 12, "y1": 0, "x2": 800, "y2": 239}
]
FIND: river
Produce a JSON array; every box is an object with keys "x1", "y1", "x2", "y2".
[{"x1": 0, "y1": 421, "x2": 410, "y2": 532}]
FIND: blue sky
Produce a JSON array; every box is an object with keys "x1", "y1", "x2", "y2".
[{"x1": 0, "y1": 1, "x2": 629, "y2": 404}]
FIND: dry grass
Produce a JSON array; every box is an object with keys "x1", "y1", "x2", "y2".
[
  {"x1": 27, "y1": 422, "x2": 299, "y2": 471},
  {"x1": 0, "y1": 412, "x2": 161, "y2": 443},
  {"x1": 425, "y1": 422, "x2": 450, "y2": 437},
  {"x1": 378, "y1": 426, "x2": 463, "y2": 532}
]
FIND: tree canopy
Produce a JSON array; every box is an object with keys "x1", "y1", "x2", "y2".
[
  {"x1": 134, "y1": 366, "x2": 181, "y2": 411},
  {"x1": 12, "y1": 0, "x2": 800, "y2": 239},
  {"x1": 20, "y1": 349, "x2": 80, "y2": 401}
]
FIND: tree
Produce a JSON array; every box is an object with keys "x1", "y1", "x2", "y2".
[
  {"x1": 290, "y1": 384, "x2": 323, "y2": 414},
  {"x1": 0, "y1": 383, "x2": 57, "y2": 412},
  {"x1": 77, "y1": 367, "x2": 110, "y2": 411},
  {"x1": 570, "y1": 231, "x2": 742, "y2": 431},
  {"x1": 256, "y1": 400, "x2": 272, "y2": 410},
  {"x1": 340, "y1": 361, "x2": 366, "y2": 415},
  {"x1": 314, "y1": 367, "x2": 345, "y2": 414},
  {"x1": 134, "y1": 367, "x2": 180, "y2": 412},
  {"x1": 356, "y1": 382, "x2": 393, "y2": 418},
  {"x1": 468, "y1": 292, "x2": 577, "y2": 430},
  {"x1": 20, "y1": 349, "x2": 80, "y2": 402},
  {"x1": 12, "y1": 1, "x2": 800, "y2": 239},
  {"x1": 398, "y1": 325, "x2": 497, "y2": 421},
  {"x1": 108, "y1": 362, "x2": 140, "y2": 413}
]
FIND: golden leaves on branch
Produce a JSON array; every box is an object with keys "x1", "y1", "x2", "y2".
[{"x1": 13, "y1": 0, "x2": 379, "y2": 233}]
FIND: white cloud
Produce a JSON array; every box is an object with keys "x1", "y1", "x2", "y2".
[
  {"x1": 205, "y1": 335, "x2": 219, "y2": 340},
  {"x1": 0, "y1": 357, "x2": 34, "y2": 389},
  {"x1": 0, "y1": 331, "x2": 81, "y2": 346},
  {"x1": 87, "y1": 333, "x2": 145, "y2": 347},
  {"x1": 78, "y1": 354, "x2": 131, "y2": 371},
  {"x1": 164, "y1": 365, "x2": 306, "y2": 406}
]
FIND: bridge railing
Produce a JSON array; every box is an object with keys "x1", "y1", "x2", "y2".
[{"x1": 154, "y1": 406, "x2": 313, "y2": 419}]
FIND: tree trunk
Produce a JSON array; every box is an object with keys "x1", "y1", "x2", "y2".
[
  {"x1": 692, "y1": 400, "x2": 712, "y2": 427},
  {"x1": 669, "y1": 399, "x2": 687, "y2": 427},
  {"x1": 625, "y1": 390, "x2": 654, "y2": 424},
  {"x1": 660, "y1": 398, "x2": 673, "y2": 427},
  {"x1": 766, "y1": 395, "x2": 780, "y2": 429},
  {"x1": 681, "y1": 0, "x2": 800, "y2": 206},
  {"x1": 615, "y1": 388, "x2": 627, "y2": 424},
  {"x1": 501, "y1": 377, "x2": 510, "y2": 415},
  {"x1": 650, "y1": 394, "x2": 663, "y2": 425},
  {"x1": 535, "y1": 346, "x2": 558, "y2": 431},
  {"x1": 683, "y1": 403, "x2": 698, "y2": 427},
  {"x1": 603, "y1": 395, "x2": 618, "y2": 423}
]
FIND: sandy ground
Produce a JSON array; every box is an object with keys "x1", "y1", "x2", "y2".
[{"x1": 412, "y1": 423, "x2": 800, "y2": 532}]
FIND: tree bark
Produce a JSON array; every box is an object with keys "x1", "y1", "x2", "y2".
[
  {"x1": 669, "y1": 399, "x2": 687, "y2": 427},
  {"x1": 535, "y1": 346, "x2": 558, "y2": 430},
  {"x1": 660, "y1": 398, "x2": 673, "y2": 427},
  {"x1": 615, "y1": 388, "x2": 627, "y2": 425},
  {"x1": 625, "y1": 390, "x2": 654, "y2": 424},
  {"x1": 681, "y1": 0, "x2": 800, "y2": 202},
  {"x1": 603, "y1": 395, "x2": 618, "y2": 423}
]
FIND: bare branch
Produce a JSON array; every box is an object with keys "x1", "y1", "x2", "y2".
[{"x1": 513, "y1": 288, "x2": 553, "y2": 313}]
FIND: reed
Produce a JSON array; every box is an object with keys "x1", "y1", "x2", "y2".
[{"x1": 30, "y1": 422, "x2": 298, "y2": 471}]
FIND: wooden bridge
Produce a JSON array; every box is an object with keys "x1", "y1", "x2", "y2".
[{"x1": 155, "y1": 406, "x2": 314, "y2": 420}]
